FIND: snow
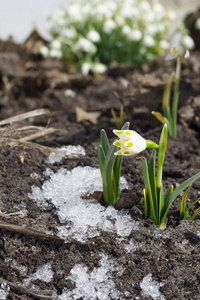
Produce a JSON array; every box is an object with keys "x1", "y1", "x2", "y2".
[
  {"x1": 58, "y1": 253, "x2": 123, "y2": 300},
  {"x1": 29, "y1": 165, "x2": 137, "y2": 242},
  {"x1": 24, "y1": 263, "x2": 54, "y2": 286},
  {"x1": 0, "y1": 283, "x2": 10, "y2": 300},
  {"x1": 140, "y1": 273, "x2": 165, "y2": 300},
  {"x1": 46, "y1": 145, "x2": 85, "y2": 164}
]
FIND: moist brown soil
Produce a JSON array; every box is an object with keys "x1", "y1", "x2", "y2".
[{"x1": 0, "y1": 40, "x2": 200, "y2": 300}]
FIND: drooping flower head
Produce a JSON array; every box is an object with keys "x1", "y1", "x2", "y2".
[
  {"x1": 166, "y1": 41, "x2": 190, "y2": 61},
  {"x1": 113, "y1": 130, "x2": 158, "y2": 156}
]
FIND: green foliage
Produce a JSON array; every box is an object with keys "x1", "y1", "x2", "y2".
[
  {"x1": 180, "y1": 185, "x2": 200, "y2": 221},
  {"x1": 111, "y1": 106, "x2": 124, "y2": 129},
  {"x1": 98, "y1": 122, "x2": 129, "y2": 206},
  {"x1": 142, "y1": 124, "x2": 200, "y2": 227}
]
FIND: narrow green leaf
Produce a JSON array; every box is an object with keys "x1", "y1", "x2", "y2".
[
  {"x1": 111, "y1": 109, "x2": 119, "y2": 128},
  {"x1": 121, "y1": 121, "x2": 130, "y2": 130},
  {"x1": 162, "y1": 72, "x2": 174, "y2": 123},
  {"x1": 185, "y1": 198, "x2": 200, "y2": 218},
  {"x1": 148, "y1": 149, "x2": 158, "y2": 216},
  {"x1": 158, "y1": 184, "x2": 164, "y2": 223},
  {"x1": 143, "y1": 189, "x2": 148, "y2": 218},
  {"x1": 142, "y1": 158, "x2": 157, "y2": 222},
  {"x1": 164, "y1": 185, "x2": 173, "y2": 203},
  {"x1": 98, "y1": 145, "x2": 105, "y2": 176},
  {"x1": 156, "y1": 124, "x2": 168, "y2": 189},
  {"x1": 180, "y1": 185, "x2": 191, "y2": 220},
  {"x1": 152, "y1": 111, "x2": 170, "y2": 125},
  {"x1": 160, "y1": 171, "x2": 200, "y2": 224},
  {"x1": 113, "y1": 155, "x2": 122, "y2": 198},
  {"x1": 103, "y1": 144, "x2": 117, "y2": 206},
  {"x1": 100, "y1": 129, "x2": 109, "y2": 156},
  {"x1": 191, "y1": 205, "x2": 200, "y2": 221}
]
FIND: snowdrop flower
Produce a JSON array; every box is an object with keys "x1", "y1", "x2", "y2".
[
  {"x1": 166, "y1": 9, "x2": 176, "y2": 21},
  {"x1": 159, "y1": 39, "x2": 170, "y2": 50},
  {"x1": 166, "y1": 42, "x2": 190, "y2": 60},
  {"x1": 113, "y1": 130, "x2": 158, "y2": 156},
  {"x1": 122, "y1": 25, "x2": 132, "y2": 36},
  {"x1": 49, "y1": 48, "x2": 62, "y2": 59},
  {"x1": 40, "y1": 46, "x2": 49, "y2": 58},
  {"x1": 92, "y1": 63, "x2": 107, "y2": 74},
  {"x1": 143, "y1": 35, "x2": 155, "y2": 47},
  {"x1": 51, "y1": 40, "x2": 62, "y2": 50},
  {"x1": 182, "y1": 36, "x2": 195, "y2": 50},
  {"x1": 140, "y1": 1, "x2": 151, "y2": 12},
  {"x1": 103, "y1": 19, "x2": 116, "y2": 34},
  {"x1": 152, "y1": 2, "x2": 166, "y2": 19},
  {"x1": 81, "y1": 62, "x2": 92, "y2": 75},
  {"x1": 194, "y1": 18, "x2": 200, "y2": 30},
  {"x1": 50, "y1": 9, "x2": 66, "y2": 26},
  {"x1": 68, "y1": 4, "x2": 82, "y2": 21},
  {"x1": 62, "y1": 28, "x2": 77, "y2": 39},
  {"x1": 86, "y1": 30, "x2": 101, "y2": 43},
  {"x1": 146, "y1": 24, "x2": 158, "y2": 36},
  {"x1": 76, "y1": 38, "x2": 96, "y2": 53},
  {"x1": 129, "y1": 29, "x2": 142, "y2": 41}
]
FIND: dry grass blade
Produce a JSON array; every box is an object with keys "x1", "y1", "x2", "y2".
[
  {"x1": 0, "y1": 108, "x2": 49, "y2": 126},
  {"x1": 18, "y1": 127, "x2": 58, "y2": 142}
]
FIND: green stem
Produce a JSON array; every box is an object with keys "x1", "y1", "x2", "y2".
[{"x1": 172, "y1": 56, "x2": 181, "y2": 138}]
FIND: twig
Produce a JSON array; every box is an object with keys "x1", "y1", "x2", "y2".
[
  {"x1": 0, "y1": 220, "x2": 64, "y2": 242},
  {"x1": 0, "y1": 277, "x2": 55, "y2": 299}
]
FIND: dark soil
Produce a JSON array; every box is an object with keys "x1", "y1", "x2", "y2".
[{"x1": 0, "y1": 39, "x2": 200, "y2": 300}]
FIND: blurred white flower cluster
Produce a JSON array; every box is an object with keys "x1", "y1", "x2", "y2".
[{"x1": 40, "y1": 0, "x2": 194, "y2": 74}]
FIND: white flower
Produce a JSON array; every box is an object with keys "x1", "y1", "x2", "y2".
[
  {"x1": 49, "y1": 48, "x2": 62, "y2": 59},
  {"x1": 81, "y1": 62, "x2": 92, "y2": 75},
  {"x1": 166, "y1": 9, "x2": 176, "y2": 21},
  {"x1": 143, "y1": 35, "x2": 155, "y2": 47},
  {"x1": 159, "y1": 39, "x2": 170, "y2": 50},
  {"x1": 146, "y1": 24, "x2": 157, "y2": 36},
  {"x1": 166, "y1": 42, "x2": 190, "y2": 60},
  {"x1": 182, "y1": 36, "x2": 195, "y2": 50},
  {"x1": 50, "y1": 9, "x2": 66, "y2": 26},
  {"x1": 40, "y1": 46, "x2": 49, "y2": 58},
  {"x1": 122, "y1": 25, "x2": 132, "y2": 36},
  {"x1": 68, "y1": 4, "x2": 82, "y2": 21},
  {"x1": 62, "y1": 28, "x2": 77, "y2": 39},
  {"x1": 92, "y1": 63, "x2": 107, "y2": 74},
  {"x1": 152, "y1": 2, "x2": 166, "y2": 18},
  {"x1": 86, "y1": 30, "x2": 101, "y2": 43},
  {"x1": 113, "y1": 130, "x2": 147, "y2": 156},
  {"x1": 140, "y1": 1, "x2": 151, "y2": 12},
  {"x1": 103, "y1": 19, "x2": 116, "y2": 34},
  {"x1": 51, "y1": 40, "x2": 62, "y2": 50},
  {"x1": 194, "y1": 18, "x2": 200, "y2": 30},
  {"x1": 76, "y1": 38, "x2": 96, "y2": 53},
  {"x1": 129, "y1": 29, "x2": 142, "y2": 41}
]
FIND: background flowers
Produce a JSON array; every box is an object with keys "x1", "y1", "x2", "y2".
[{"x1": 40, "y1": 0, "x2": 194, "y2": 74}]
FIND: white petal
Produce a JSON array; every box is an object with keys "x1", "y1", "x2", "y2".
[{"x1": 165, "y1": 53, "x2": 176, "y2": 61}]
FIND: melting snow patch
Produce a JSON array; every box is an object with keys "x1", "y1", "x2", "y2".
[
  {"x1": 124, "y1": 240, "x2": 144, "y2": 253},
  {"x1": 0, "y1": 283, "x2": 10, "y2": 300},
  {"x1": 24, "y1": 263, "x2": 53, "y2": 286},
  {"x1": 58, "y1": 253, "x2": 123, "y2": 300},
  {"x1": 46, "y1": 145, "x2": 85, "y2": 164},
  {"x1": 29, "y1": 166, "x2": 136, "y2": 242},
  {"x1": 140, "y1": 273, "x2": 165, "y2": 300}
]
